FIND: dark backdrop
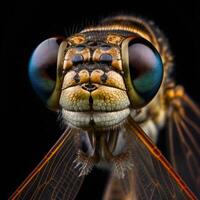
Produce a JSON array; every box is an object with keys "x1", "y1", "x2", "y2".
[{"x1": 2, "y1": 1, "x2": 200, "y2": 199}]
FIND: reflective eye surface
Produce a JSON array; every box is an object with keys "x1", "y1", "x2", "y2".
[
  {"x1": 29, "y1": 37, "x2": 63, "y2": 102},
  {"x1": 128, "y1": 39, "x2": 163, "y2": 101}
]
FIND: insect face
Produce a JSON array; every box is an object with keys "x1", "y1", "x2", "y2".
[{"x1": 29, "y1": 33, "x2": 163, "y2": 129}]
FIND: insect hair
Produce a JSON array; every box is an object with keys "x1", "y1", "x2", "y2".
[
  {"x1": 63, "y1": 17, "x2": 99, "y2": 38},
  {"x1": 57, "y1": 110, "x2": 67, "y2": 131}
]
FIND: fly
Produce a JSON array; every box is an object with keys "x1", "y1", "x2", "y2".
[{"x1": 9, "y1": 15, "x2": 200, "y2": 200}]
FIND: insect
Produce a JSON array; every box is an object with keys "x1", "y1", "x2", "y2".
[{"x1": 10, "y1": 15, "x2": 200, "y2": 200}]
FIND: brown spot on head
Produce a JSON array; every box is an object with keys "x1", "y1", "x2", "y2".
[
  {"x1": 100, "y1": 73, "x2": 107, "y2": 83},
  {"x1": 73, "y1": 74, "x2": 80, "y2": 83}
]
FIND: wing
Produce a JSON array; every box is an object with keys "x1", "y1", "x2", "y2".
[
  {"x1": 166, "y1": 90, "x2": 200, "y2": 199},
  {"x1": 103, "y1": 170, "x2": 139, "y2": 200},
  {"x1": 9, "y1": 128, "x2": 84, "y2": 200},
  {"x1": 103, "y1": 116, "x2": 197, "y2": 200}
]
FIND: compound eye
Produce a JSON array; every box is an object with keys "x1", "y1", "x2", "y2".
[
  {"x1": 128, "y1": 38, "x2": 163, "y2": 106},
  {"x1": 29, "y1": 37, "x2": 64, "y2": 102}
]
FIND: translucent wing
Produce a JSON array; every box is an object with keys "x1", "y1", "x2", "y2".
[
  {"x1": 167, "y1": 91, "x2": 200, "y2": 199},
  {"x1": 9, "y1": 128, "x2": 84, "y2": 200},
  {"x1": 104, "y1": 116, "x2": 197, "y2": 200}
]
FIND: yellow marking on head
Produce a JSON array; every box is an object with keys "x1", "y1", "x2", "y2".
[
  {"x1": 62, "y1": 71, "x2": 77, "y2": 89},
  {"x1": 79, "y1": 70, "x2": 90, "y2": 83},
  {"x1": 68, "y1": 34, "x2": 86, "y2": 45},
  {"x1": 60, "y1": 85, "x2": 90, "y2": 111},
  {"x1": 105, "y1": 71, "x2": 126, "y2": 90},
  {"x1": 90, "y1": 70, "x2": 104, "y2": 83},
  {"x1": 93, "y1": 47, "x2": 122, "y2": 70},
  {"x1": 91, "y1": 86, "x2": 130, "y2": 111},
  {"x1": 63, "y1": 48, "x2": 90, "y2": 70},
  {"x1": 106, "y1": 34, "x2": 124, "y2": 45}
]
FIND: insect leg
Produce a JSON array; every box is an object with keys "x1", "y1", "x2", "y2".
[
  {"x1": 98, "y1": 131, "x2": 134, "y2": 178},
  {"x1": 74, "y1": 131, "x2": 99, "y2": 176}
]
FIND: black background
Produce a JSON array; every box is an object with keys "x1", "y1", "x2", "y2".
[{"x1": 1, "y1": 1, "x2": 200, "y2": 199}]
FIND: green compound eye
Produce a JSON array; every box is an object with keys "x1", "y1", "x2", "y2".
[
  {"x1": 29, "y1": 37, "x2": 63, "y2": 102},
  {"x1": 122, "y1": 37, "x2": 163, "y2": 108},
  {"x1": 128, "y1": 38, "x2": 163, "y2": 102},
  {"x1": 28, "y1": 37, "x2": 68, "y2": 111}
]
